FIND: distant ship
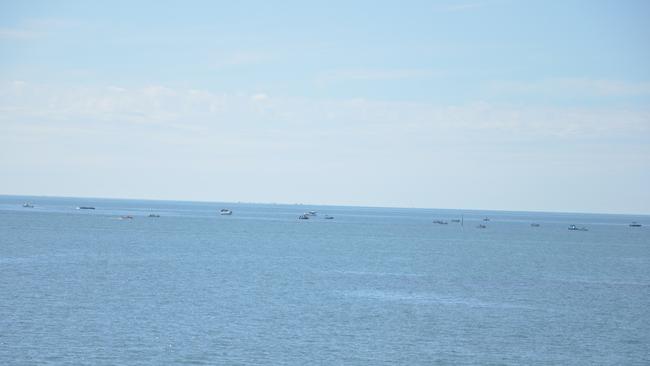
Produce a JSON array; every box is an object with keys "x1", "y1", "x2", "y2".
[
  {"x1": 306, "y1": 211, "x2": 317, "y2": 216},
  {"x1": 432, "y1": 220, "x2": 448, "y2": 225},
  {"x1": 451, "y1": 219, "x2": 461, "y2": 223},
  {"x1": 324, "y1": 215, "x2": 334, "y2": 220},
  {"x1": 629, "y1": 222, "x2": 642, "y2": 227},
  {"x1": 531, "y1": 223, "x2": 540, "y2": 227},
  {"x1": 22, "y1": 202, "x2": 34, "y2": 208},
  {"x1": 120, "y1": 215, "x2": 133, "y2": 220},
  {"x1": 148, "y1": 214, "x2": 160, "y2": 218},
  {"x1": 220, "y1": 209, "x2": 232, "y2": 215},
  {"x1": 77, "y1": 206, "x2": 95, "y2": 210},
  {"x1": 568, "y1": 225, "x2": 588, "y2": 231},
  {"x1": 483, "y1": 217, "x2": 490, "y2": 222},
  {"x1": 477, "y1": 224, "x2": 487, "y2": 229},
  {"x1": 298, "y1": 214, "x2": 310, "y2": 220}
]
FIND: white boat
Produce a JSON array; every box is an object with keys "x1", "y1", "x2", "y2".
[
  {"x1": 22, "y1": 202, "x2": 34, "y2": 208},
  {"x1": 568, "y1": 225, "x2": 588, "y2": 231},
  {"x1": 298, "y1": 214, "x2": 310, "y2": 220},
  {"x1": 306, "y1": 211, "x2": 317, "y2": 216},
  {"x1": 220, "y1": 209, "x2": 232, "y2": 215}
]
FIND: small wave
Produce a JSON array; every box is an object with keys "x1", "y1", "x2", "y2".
[
  {"x1": 328, "y1": 270, "x2": 424, "y2": 277},
  {"x1": 551, "y1": 278, "x2": 650, "y2": 287},
  {"x1": 338, "y1": 289, "x2": 538, "y2": 310}
]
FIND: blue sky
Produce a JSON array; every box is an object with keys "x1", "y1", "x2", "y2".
[{"x1": 1, "y1": 0, "x2": 649, "y2": 213}]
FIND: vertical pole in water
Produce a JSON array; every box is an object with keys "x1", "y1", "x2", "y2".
[{"x1": 461, "y1": 214, "x2": 464, "y2": 228}]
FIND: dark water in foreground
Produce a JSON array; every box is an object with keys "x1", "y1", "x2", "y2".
[{"x1": 1, "y1": 195, "x2": 649, "y2": 365}]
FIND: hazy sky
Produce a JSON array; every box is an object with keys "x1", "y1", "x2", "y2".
[{"x1": 1, "y1": 0, "x2": 649, "y2": 214}]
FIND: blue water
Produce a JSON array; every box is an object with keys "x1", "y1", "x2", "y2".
[{"x1": 1, "y1": 195, "x2": 649, "y2": 365}]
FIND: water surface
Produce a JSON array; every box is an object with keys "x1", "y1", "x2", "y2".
[{"x1": 1, "y1": 195, "x2": 648, "y2": 365}]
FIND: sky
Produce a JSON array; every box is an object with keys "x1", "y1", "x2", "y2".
[{"x1": 1, "y1": 0, "x2": 649, "y2": 214}]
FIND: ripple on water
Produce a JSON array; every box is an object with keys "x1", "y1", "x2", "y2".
[
  {"x1": 338, "y1": 289, "x2": 540, "y2": 310},
  {"x1": 326, "y1": 270, "x2": 425, "y2": 277}
]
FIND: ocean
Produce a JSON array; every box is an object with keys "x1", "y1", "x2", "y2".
[{"x1": 1, "y1": 195, "x2": 648, "y2": 365}]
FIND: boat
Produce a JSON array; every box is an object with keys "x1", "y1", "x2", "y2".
[
  {"x1": 477, "y1": 224, "x2": 487, "y2": 229},
  {"x1": 306, "y1": 211, "x2": 317, "y2": 216},
  {"x1": 77, "y1": 206, "x2": 95, "y2": 210},
  {"x1": 220, "y1": 209, "x2": 232, "y2": 215},
  {"x1": 568, "y1": 225, "x2": 588, "y2": 231},
  {"x1": 483, "y1": 217, "x2": 490, "y2": 222},
  {"x1": 531, "y1": 223, "x2": 540, "y2": 227},
  {"x1": 22, "y1": 202, "x2": 34, "y2": 208},
  {"x1": 451, "y1": 219, "x2": 461, "y2": 223},
  {"x1": 432, "y1": 220, "x2": 448, "y2": 225},
  {"x1": 324, "y1": 215, "x2": 334, "y2": 220},
  {"x1": 298, "y1": 214, "x2": 310, "y2": 220},
  {"x1": 148, "y1": 214, "x2": 160, "y2": 218},
  {"x1": 120, "y1": 215, "x2": 133, "y2": 220},
  {"x1": 629, "y1": 222, "x2": 642, "y2": 227}
]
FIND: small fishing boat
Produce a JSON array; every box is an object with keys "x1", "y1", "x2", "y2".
[
  {"x1": 148, "y1": 214, "x2": 160, "y2": 218},
  {"x1": 451, "y1": 219, "x2": 461, "y2": 223},
  {"x1": 432, "y1": 220, "x2": 448, "y2": 225},
  {"x1": 298, "y1": 214, "x2": 310, "y2": 220},
  {"x1": 120, "y1": 215, "x2": 133, "y2": 220},
  {"x1": 568, "y1": 225, "x2": 588, "y2": 231},
  {"x1": 324, "y1": 215, "x2": 334, "y2": 220},
  {"x1": 531, "y1": 223, "x2": 540, "y2": 227},
  {"x1": 22, "y1": 202, "x2": 34, "y2": 208},
  {"x1": 77, "y1": 206, "x2": 95, "y2": 210},
  {"x1": 483, "y1": 217, "x2": 490, "y2": 222},
  {"x1": 477, "y1": 224, "x2": 487, "y2": 229},
  {"x1": 220, "y1": 209, "x2": 232, "y2": 215},
  {"x1": 629, "y1": 222, "x2": 642, "y2": 227}
]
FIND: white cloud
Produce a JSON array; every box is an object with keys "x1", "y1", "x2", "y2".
[
  {"x1": 489, "y1": 78, "x2": 650, "y2": 97},
  {"x1": 23, "y1": 18, "x2": 77, "y2": 28},
  {"x1": 316, "y1": 68, "x2": 439, "y2": 84},
  {"x1": 107, "y1": 86, "x2": 126, "y2": 93},
  {"x1": 1, "y1": 82, "x2": 648, "y2": 144},
  {"x1": 0, "y1": 18, "x2": 76, "y2": 40},
  {"x1": 212, "y1": 50, "x2": 272, "y2": 69},
  {"x1": 251, "y1": 93, "x2": 269, "y2": 102},
  {"x1": 1, "y1": 82, "x2": 648, "y2": 213},
  {"x1": 0, "y1": 28, "x2": 40, "y2": 40}
]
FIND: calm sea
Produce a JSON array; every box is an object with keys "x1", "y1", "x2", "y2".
[{"x1": 1, "y1": 195, "x2": 648, "y2": 365}]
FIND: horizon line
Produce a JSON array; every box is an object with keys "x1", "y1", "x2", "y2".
[{"x1": 1, "y1": 193, "x2": 648, "y2": 217}]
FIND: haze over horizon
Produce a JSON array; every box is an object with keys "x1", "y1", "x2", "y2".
[{"x1": 1, "y1": 1, "x2": 649, "y2": 214}]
